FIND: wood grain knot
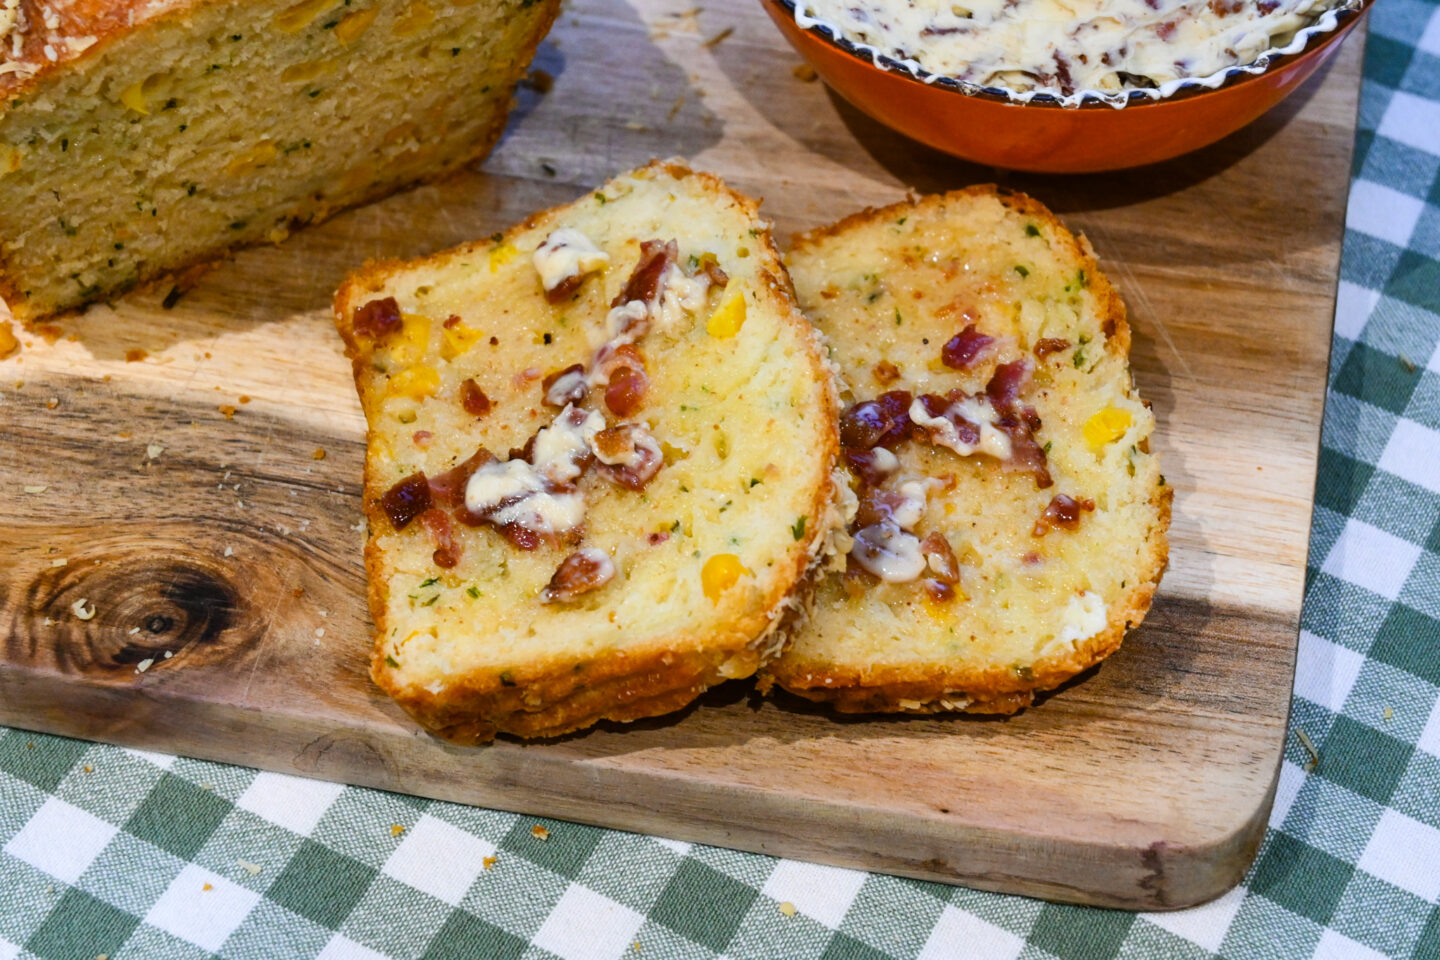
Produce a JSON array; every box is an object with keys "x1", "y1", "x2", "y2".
[{"x1": 9, "y1": 554, "x2": 265, "y2": 679}]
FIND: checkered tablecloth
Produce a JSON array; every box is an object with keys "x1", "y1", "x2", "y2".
[{"x1": 4, "y1": 6, "x2": 1439, "y2": 959}]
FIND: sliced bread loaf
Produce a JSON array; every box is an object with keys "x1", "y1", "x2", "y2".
[
  {"x1": 764, "y1": 186, "x2": 1171, "y2": 714},
  {"x1": 334, "y1": 160, "x2": 842, "y2": 743}
]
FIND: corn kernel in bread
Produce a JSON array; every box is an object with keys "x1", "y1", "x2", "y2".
[
  {"x1": 334, "y1": 161, "x2": 842, "y2": 743},
  {"x1": 0, "y1": 0, "x2": 559, "y2": 322},
  {"x1": 764, "y1": 187, "x2": 1171, "y2": 714}
]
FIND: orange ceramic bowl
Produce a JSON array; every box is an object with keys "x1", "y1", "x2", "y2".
[{"x1": 763, "y1": 0, "x2": 1373, "y2": 172}]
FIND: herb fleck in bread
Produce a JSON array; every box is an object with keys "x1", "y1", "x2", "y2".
[
  {"x1": 0, "y1": 0, "x2": 559, "y2": 322},
  {"x1": 334, "y1": 160, "x2": 841, "y2": 743},
  {"x1": 763, "y1": 186, "x2": 1171, "y2": 714}
]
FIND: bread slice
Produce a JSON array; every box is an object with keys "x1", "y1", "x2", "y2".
[
  {"x1": 334, "y1": 160, "x2": 842, "y2": 743},
  {"x1": 763, "y1": 186, "x2": 1171, "y2": 714},
  {"x1": 0, "y1": 0, "x2": 559, "y2": 322}
]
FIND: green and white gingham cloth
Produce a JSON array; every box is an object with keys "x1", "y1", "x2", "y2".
[{"x1": 4, "y1": 7, "x2": 1440, "y2": 959}]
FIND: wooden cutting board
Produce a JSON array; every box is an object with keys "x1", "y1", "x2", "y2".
[{"x1": 0, "y1": 0, "x2": 1363, "y2": 910}]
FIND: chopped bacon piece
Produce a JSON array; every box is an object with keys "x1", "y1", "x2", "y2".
[
  {"x1": 605, "y1": 365, "x2": 648, "y2": 416},
  {"x1": 593, "y1": 424, "x2": 662, "y2": 491},
  {"x1": 613, "y1": 239, "x2": 678, "y2": 307},
  {"x1": 873, "y1": 360, "x2": 901, "y2": 385},
  {"x1": 842, "y1": 447, "x2": 900, "y2": 486},
  {"x1": 541, "y1": 548, "x2": 616, "y2": 603},
  {"x1": 545, "y1": 273, "x2": 585, "y2": 304},
  {"x1": 700, "y1": 256, "x2": 729, "y2": 288},
  {"x1": 855, "y1": 488, "x2": 911, "y2": 529},
  {"x1": 923, "y1": 579, "x2": 955, "y2": 602},
  {"x1": 459, "y1": 379, "x2": 492, "y2": 417},
  {"x1": 985, "y1": 358, "x2": 1034, "y2": 408},
  {"x1": 839, "y1": 390, "x2": 913, "y2": 449},
  {"x1": 427, "y1": 448, "x2": 494, "y2": 509},
  {"x1": 542, "y1": 364, "x2": 588, "y2": 408},
  {"x1": 413, "y1": 430, "x2": 433, "y2": 448},
  {"x1": 495, "y1": 520, "x2": 542, "y2": 550},
  {"x1": 914, "y1": 393, "x2": 983, "y2": 451},
  {"x1": 994, "y1": 413, "x2": 1053, "y2": 489},
  {"x1": 941, "y1": 324, "x2": 995, "y2": 370},
  {"x1": 418, "y1": 508, "x2": 460, "y2": 568},
  {"x1": 442, "y1": 314, "x2": 462, "y2": 329},
  {"x1": 381, "y1": 472, "x2": 431, "y2": 530},
  {"x1": 1033, "y1": 494, "x2": 1095, "y2": 536},
  {"x1": 353, "y1": 297, "x2": 402, "y2": 340},
  {"x1": 1034, "y1": 337, "x2": 1071, "y2": 359},
  {"x1": 919, "y1": 531, "x2": 960, "y2": 583}
]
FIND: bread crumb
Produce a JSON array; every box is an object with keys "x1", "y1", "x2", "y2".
[
  {"x1": 315, "y1": 628, "x2": 325, "y2": 638},
  {"x1": 202, "y1": 883, "x2": 213, "y2": 891},
  {"x1": 125, "y1": 349, "x2": 148, "y2": 362},
  {"x1": 778, "y1": 901, "x2": 797, "y2": 917},
  {"x1": 391, "y1": 824, "x2": 405, "y2": 837},
  {"x1": 223, "y1": 546, "x2": 234, "y2": 557},
  {"x1": 71, "y1": 598, "x2": 95, "y2": 620},
  {"x1": 236, "y1": 859, "x2": 263, "y2": 876},
  {"x1": 219, "y1": 405, "x2": 236, "y2": 419},
  {"x1": 0, "y1": 321, "x2": 17, "y2": 359},
  {"x1": 50, "y1": 558, "x2": 67, "y2": 567},
  {"x1": 146, "y1": 444, "x2": 164, "y2": 460},
  {"x1": 135, "y1": 658, "x2": 154, "y2": 673},
  {"x1": 45, "y1": 397, "x2": 58, "y2": 409},
  {"x1": 483, "y1": 855, "x2": 498, "y2": 870},
  {"x1": 792, "y1": 63, "x2": 818, "y2": 82},
  {"x1": 36, "y1": 323, "x2": 63, "y2": 344},
  {"x1": 313, "y1": 448, "x2": 326, "y2": 460},
  {"x1": 1383, "y1": 706, "x2": 1393, "y2": 721},
  {"x1": 523, "y1": 67, "x2": 553, "y2": 93},
  {"x1": 238, "y1": 395, "x2": 251, "y2": 404},
  {"x1": 531, "y1": 824, "x2": 550, "y2": 841},
  {"x1": 23, "y1": 484, "x2": 47, "y2": 493},
  {"x1": 82, "y1": 765, "x2": 93, "y2": 773},
  {"x1": 128, "y1": 626, "x2": 140, "y2": 635},
  {"x1": 163, "y1": 650, "x2": 173, "y2": 659},
  {"x1": 1295, "y1": 728, "x2": 1320, "y2": 773},
  {"x1": 702, "y1": 26, "x2": 733, "y2": 48}
]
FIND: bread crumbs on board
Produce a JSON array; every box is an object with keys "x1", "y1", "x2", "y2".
[
  {"x1": 483, "y1": 855, "x2": 498, "y2": 870},
  {"x1": 391, "y1": 824, "x2": 405, "y2": 836},
  {"x1": 778, "y1": 901, "x2": 797, "y2": 917},
  {"x1": 531, "y1": 824, "x2": 550, "y2": 841}
]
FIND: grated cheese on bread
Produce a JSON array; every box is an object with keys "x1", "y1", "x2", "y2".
[
  {"x1": 763, "y1": 186, "x2": 1171, "y2": 714},
  {"x1": 334, "y1": 160, "x2": 842, "y2": 743},
  {"x1": 0, "y1": 0, "x2": 559, "y2": 322}
]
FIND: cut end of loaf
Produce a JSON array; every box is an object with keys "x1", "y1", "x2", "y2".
[{"x1": 0, "y1": 0, "x2": 561, "y2": 321}]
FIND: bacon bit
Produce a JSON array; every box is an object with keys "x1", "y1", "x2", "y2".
[
  {"x1": 839, "y1": 391, "x2": 912, "y2": 449},
  {"x1": 985, "y1": 358, "x2": 1033, "y2": 408},
  {"x1": 412, "y1": 430, "x2": 433, "y2": 448},
  {"x1": 941, "y1": 324, "x2": 995, "y2": 370},
  {"x1": 855, "y1": 487, "x2": 910, "y2": 529},
  {"x1": 219, "y1": 405, "x2": 236, "y2": 419},
  {"x1": 1033, "y1": 494, "x2": 1094, "y2": 536},
  {"x1": 923, "y1": 579, "x2": 955, "y2": 603},
  {"x1": 541, "y1": 548, "x2": 616, "y2": 603},
  {"x1": 546, "y1": 273, "x2": 585, "y2": 305},
  {"x1": 353, "y1": 297, "x2": 403, "y2": 340},
  {"x1": 605, "y1": 365, "x2": 647, "y2": 416},
  {"x1": 1157, "y1": 19, "x2": 1176, "y2": 40},
  {"x1": 125, "y1": 349, "x2": 148, "y2": 363},
  {"x1": 873, "y1": 360, "x2": 901, "y2": 385},
  {"x1": 442, "y1": 314, "x2": 462, "y2": 329},
  {"x1": 1033, "y1": 337, "x2": 1071, "y2": 359},
  {"x1": 1022, "y1": 551, "x2": 1043, "y2": 565},
  {"x1": 593, "y1": 424, "x2": 662, "y2": 490},
  {"x1": 647, "y1": 531, "x2": 670, "y2": 545},
  {"x1": 613, "y1": 240, "x2": 677, "y2": 307},
  {"x1": 843, "y1": 447, "x2": 900, "y2": 486},
  {"x1": 459, "y1": 379, "x2": 492, "y2": 417},
  {"x1": 381, "y1": 472, "x2": 432, "y2": 529},
  {"x1": 418, "y1": 509, "x2": 460, "y2": 567},
  {"x1": 427, "y1": 448, "x2": 494, "y2": 509},
  {"x1": 919, "y1": 531, "x2": 960, "y2": 583},
  {"x1": 542, "y1": 363, "x2": 588, "y2": 407}
]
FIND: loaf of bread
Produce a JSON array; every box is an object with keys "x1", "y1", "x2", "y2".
[
  {"x1": 334, "y1": 160, "x2": 842, "y2": 743},
  {"x1": 763, "y1": 187, "x2": 1171, "y2": 714},
  {"x1": 0, "y1": 0, "x2": 559, "y2": 322}
]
